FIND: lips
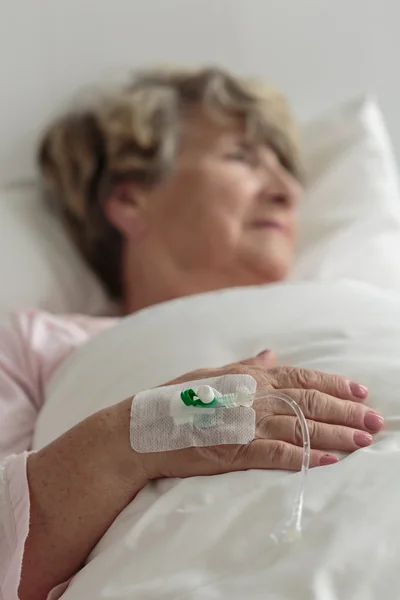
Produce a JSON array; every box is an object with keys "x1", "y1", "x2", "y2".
[{"x1": 252, "y1": 220, "x2": 288, "y2": 234}]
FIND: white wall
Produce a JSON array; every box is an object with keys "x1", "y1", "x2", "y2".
[{"x1": 1, "y1": 0, "x2": 399, "y2": 184}]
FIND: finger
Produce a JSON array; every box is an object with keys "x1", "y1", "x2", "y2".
[
  {"x1": 240, "y1": 350, "x2": 277, "y2": 369},
  {"x1": 260, "y1": 389, "x2": 384, "y2": 433},
  {"x1": 234, "y1": 439, "x2": 338, "y2": 471},
  {"x1": 259, "y1": 415, "x2": 373, "y2": 451},
  {"x1": 166, "y1": 351, "x2": 276, "y2": 386},
  {"x1": 266, "y1": 367, "x2": 368, "y2": 402}
]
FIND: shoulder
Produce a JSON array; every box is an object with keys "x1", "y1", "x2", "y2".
[
  {"x1": 0, "y1": 312, "x2": 117, "y2": 455},
  {"x1": 0, "y1": 310, "x2": 117, "y2": 399},
  {"x1": 6, "y1": 309, "x2": 116, "y2": 350}
]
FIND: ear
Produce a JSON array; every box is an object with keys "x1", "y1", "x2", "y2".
[{"x1": 103, "y1": 182, "x2": 148, "y2": 240}]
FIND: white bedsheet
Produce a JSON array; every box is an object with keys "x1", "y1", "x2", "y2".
[{"x1": 34, "y1": 281, "x2": 400, "y2": 599}]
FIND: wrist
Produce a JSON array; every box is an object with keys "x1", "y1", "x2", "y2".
[{"x1": 97, "y1": 398, "x2": 149, "y2": 494}]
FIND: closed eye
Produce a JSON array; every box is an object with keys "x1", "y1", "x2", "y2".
[{"x1": 225, "y1": 150, "x2": 253, "y2": 163}]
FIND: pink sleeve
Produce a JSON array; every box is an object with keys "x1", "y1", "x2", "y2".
[
  {"x1": 0, "y1": 453, "x2": 68, "y2": 600},
  {"x1": 0, "y1": 310, "x2": 115, "y2": 458},
  {"x1": 0, "y1": 453, "x2": 30, "y2": 600},
  {"x1": 0, "y1": 311, "x2": 115, "y2": 598},
  {"x1": 0, "y1": 314, "x2": 42, "y2": 459}
]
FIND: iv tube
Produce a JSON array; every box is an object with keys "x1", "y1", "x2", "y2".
[
  {"x1": 182, "y1": 385, "x2": 311, "y2": 542},
  {"x1": 216, "y1": 389, "x2": 311, "y2": 542}
]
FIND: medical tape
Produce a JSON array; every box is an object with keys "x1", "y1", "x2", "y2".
[{"x1": 130, "y1": 374, "x2": 256, "y2": 453}]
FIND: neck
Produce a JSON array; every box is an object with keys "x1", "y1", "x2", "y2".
[{"x1": 121, "y1": 250, "x2": 245, "y2": 315}]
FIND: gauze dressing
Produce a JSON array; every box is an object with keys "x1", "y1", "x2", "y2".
[{"x1": 130, "y1": 374, "x2": 257, "y2": 452}]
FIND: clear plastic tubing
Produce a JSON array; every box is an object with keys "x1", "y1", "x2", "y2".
[{"x1": 216, "y1": 390, "x2": 311, "y2": 543}]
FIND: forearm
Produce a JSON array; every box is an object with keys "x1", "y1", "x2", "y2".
[{"x1": 19, "y1": 398, "x2": 146, "y2": 600}]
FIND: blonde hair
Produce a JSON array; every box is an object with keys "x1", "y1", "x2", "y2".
[{"x1": 39, "y1": 66, "x2": 301, "y2": 299}]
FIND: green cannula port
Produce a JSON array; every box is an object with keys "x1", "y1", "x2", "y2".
[
  {"x1": 180, "y1": 388, "x2": 218, "y2": 408},
  {"x1": 180, "y1": 389, "x2": 197, "y2": 406}
]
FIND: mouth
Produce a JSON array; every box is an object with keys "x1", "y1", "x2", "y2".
[{"x1": 251, "y1": 220, "x2": 288, "y2": 235}]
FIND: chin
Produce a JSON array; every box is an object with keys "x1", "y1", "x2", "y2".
[
  {"x1": 250, "y1": 260, "x2": 291, "y2": 285},
  {"x1": 243, "y1": 242, "x2": 293, "y2": 285}
]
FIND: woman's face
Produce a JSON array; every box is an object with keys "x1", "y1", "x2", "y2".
[{"x1": 110, "y1": 110, "x2": 302, "y2": 291}]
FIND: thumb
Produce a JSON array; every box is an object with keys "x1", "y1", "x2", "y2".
[{"x1": 241, "y1": 350, "x2": 277, "y2": 369}]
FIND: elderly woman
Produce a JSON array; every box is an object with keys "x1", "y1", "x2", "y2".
[{"x1": 0, "y1": 67, "x2": 383, "y2": 600}]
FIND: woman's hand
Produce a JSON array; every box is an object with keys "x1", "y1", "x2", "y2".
[
  {"x1": 137, "y1": 351, "x2": 384, "y2": 479},
  {"x1": 20, "y1": 352, "x2": 384, "y2": 599}
]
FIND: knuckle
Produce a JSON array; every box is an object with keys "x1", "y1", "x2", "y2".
[
  {"x1": 237, "y1": 364, "x2": 269, "y2": 388},
  {"x1": 256, "y1": 414, "x2": 273, "y2": 437},
  {"x1": 303, "y1": 389, "x2": 321, "y2": 416},
  {"x1": 294, "y1": 368, "x2": 331, "y2": 392},
  {"x1": 269, "y1": 440, "x2": 289, "y2": 466},
  {"x1": 265, "y1": 366, "x2": 278, "y2": 378},
  {"x1": 293, "y1": 418, "x2": 315, "y2": 446},
  {"x1": 344, "y1": 402, "x2": 360, "y2": 425},
  {"x1": 262, "y1": 366, "x2": 279, "y2": 385},
  {"x1": 234, "y1": 442, "x2": 253, "y2": 465},
  {"x1": 254, "y1": 398, "x2": 273, "y2": 416},
  {"x1": 202, "y1": 445, "x2": 223, "y2": 463},
  {"x1": 202, "y1": 444, "x2": 238, "y2": 472},
  {"x1": 330, "y1": 374, "x2": 347, "y2": 393},
  {"x1": 253, "y1": 398, "x2": 263, "y2": 413},
  {"x1": 230, "y1": 363, "x2": 251, "y2": 376},
  {"x1": 294, "y1": 367, "x2": 314, "y2": 388}
]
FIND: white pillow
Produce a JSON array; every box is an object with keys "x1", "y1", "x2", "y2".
[
  {"x1": 0, "y1": 183, "x2": 112, "y2": 321},
  {"x1": 1, "y1": 96, "x2": 399, "y2": 319},
  {"x1": 291, "y1": 97, "x2": 400, "y2": 288}
]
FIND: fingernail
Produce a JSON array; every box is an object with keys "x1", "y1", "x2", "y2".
[
  {"x1": 364, "y1": 411, "x2": 385, "y2": 432},
  {"x1": 349, "y1": 382, "x2": 369, "y2": 399},
  {"x1": 320, "y1": 455, "x2": 339, "y2": 466},
  {"x1": 354, "y1": 431, "x2": 373, "y2": 448},
  {"x1": 257, "y1": 349, "x2": 271, "y2": 357}
]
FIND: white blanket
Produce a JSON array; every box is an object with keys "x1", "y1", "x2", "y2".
[{"x1": 33, "y1": 281, "x2": 400, "y2": 599}]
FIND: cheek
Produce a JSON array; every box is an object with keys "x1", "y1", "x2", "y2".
[
  {"x1": 193, "y1": 166, "x2": 256, "y2": 232},
  {"x1": 286, "y1": 212, "x2": 298, "y2": 246},
  {"x1": 159, "y1": 166, "x2": 253, "y2": 237},
  {"x1": 147, "y1": 163, "x2": 261, "y2": 270}
]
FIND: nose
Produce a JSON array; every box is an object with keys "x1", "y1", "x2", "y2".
[
  {"x1": 269, "y1": 190, "x2": 293, "y2": 208},
  {"x1": 263, "y1": 166, "x2": 301, "y2": 210}
]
